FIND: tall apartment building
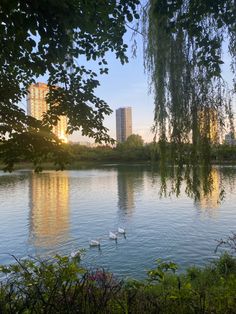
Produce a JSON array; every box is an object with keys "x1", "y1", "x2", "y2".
[
  {"x1": 27, "y1": 83, "x2": 68, "y2": 142},
  {"x1": 198, "y1": 108, "x2": 218, "y2": 144},
  {"x1": 116, "y1": 107, "x2": 132, "y2": 143}
]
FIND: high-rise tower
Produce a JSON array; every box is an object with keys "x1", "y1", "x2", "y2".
[
  {"x1": 116, "y1": 107, "x2": 132, "y2": 143},
  {"x1": 27, "y1": 83, "x2": 68, "y2": 143}
]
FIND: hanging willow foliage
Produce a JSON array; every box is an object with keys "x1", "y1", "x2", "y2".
[{"x1": 143, "y1": 0, "x2": 236, "y2": 165}]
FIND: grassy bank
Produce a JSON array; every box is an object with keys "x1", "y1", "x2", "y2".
[{"x1": 1, "y1": 253, "x2": 236, "y2": 313}]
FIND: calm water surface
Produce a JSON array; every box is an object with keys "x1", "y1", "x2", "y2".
[{"x1": 0, "y1": 165, "x2": 236, "y2": 279}]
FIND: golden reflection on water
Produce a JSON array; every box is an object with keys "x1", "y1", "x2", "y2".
[
  {"x1": 29, "y1": 172, "x2": 70, "y2": 247},
  {"x1": 198, "y1": 168, "x2": 220, "y2": 210}
]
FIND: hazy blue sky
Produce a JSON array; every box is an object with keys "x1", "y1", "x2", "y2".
[{"x1": 69, "y1": 31, "x2": 155, "y2": 143}]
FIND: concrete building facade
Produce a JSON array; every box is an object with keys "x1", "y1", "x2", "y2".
[
  {"x1": 116, "y1": 107, "x2": 132, "y2": 143},
  {"x1": 27, "y1": 83, "x2": 68, "y2": 143}
]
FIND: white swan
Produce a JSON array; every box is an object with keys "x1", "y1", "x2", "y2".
[
  {"x1": 89, "y1": 239, "x2": 100, "y2": 247},
  {"x1": 70, "y1": 250, "x2": 81, "y2": 258},
  {"x1": 109, "y1": 231, "x2": 117, "y2": 240},
  {"x1": 118, "y1": 227, "x2": 125, "y2": 234}
]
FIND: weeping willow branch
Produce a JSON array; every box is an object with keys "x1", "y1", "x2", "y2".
[{"x1": 143, "y1": 0, "x2": 236, "y2": 165}]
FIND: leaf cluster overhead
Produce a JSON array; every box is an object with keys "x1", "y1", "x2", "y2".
[{"x1": 0, "y1": 0, "x2": 140, "y2": 170}]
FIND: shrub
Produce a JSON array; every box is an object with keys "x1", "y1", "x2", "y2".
[
  {"x1": 0, "y1": 254, "x2": 236, "y2": 313},
  {"x1": 215, "y1": 252, "x2": 236, "y2": 276}
]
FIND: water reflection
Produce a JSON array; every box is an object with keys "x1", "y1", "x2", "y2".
[
  {"x1": 117, "y1": 167, "x2": 144, "y2": 215},
  {"x1": 158, "y1": 164, "x2": 226, "y2": 210},
  {"x1": 220, "y1": 167, "x2": 236, "y2": 194},
  {"x1": 197, "y1": 168, "x2": 221, "y2": 211},
  {"x1": 0, "y1": 172, "x2": 28, "y2": 188},
  {"x1": 117, "y1": 172, "x2": 134, "y2": 212},
  {"x1": 29, "y1": 172, "x2": 70, "y2": 247}
]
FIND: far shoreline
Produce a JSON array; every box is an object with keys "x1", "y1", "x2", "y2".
[{"x1": 1, "y1": 160, "x2": 236, "y2": 172}]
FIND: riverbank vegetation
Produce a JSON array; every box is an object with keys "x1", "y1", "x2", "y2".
[
  {"x1": 0, "y1": 252, "x2": 236, "y2": 313},
  {"x1": 66, "y1": 142, "x2": 236, "y2": 164},
  {"x1": 1, "y1": 138, "x2": 236, "y2": 171}
]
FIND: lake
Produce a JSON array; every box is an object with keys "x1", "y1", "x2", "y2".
[{"x1": 0, "y1": 164, "x2": 236, "y2": 279}]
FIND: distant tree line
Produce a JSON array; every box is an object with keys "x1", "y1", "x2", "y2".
[
  {"x1": 1, "y1": 134, "x2": 236, "y2": 169},
  {"x1": 69, "y1": 134, "x2": 158, "y2": 162},
  {"x1": 66, "y1": 136, "x2": 236, "y2": 164},
  {"x1": 67, "y1": 142, "x2": 236, "y2": 164}
]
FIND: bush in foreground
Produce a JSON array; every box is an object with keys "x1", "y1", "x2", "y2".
[{"x1": 1, "y1": 253, "x2": 236, "y2": 313}]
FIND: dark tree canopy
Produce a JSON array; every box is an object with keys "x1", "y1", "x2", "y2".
[
  {"x1": 0, "y1": 0, "x2": 140, "y2": 171},
  {"x1": 143, "y1": 0, "x2": 236, "y2": 165}
]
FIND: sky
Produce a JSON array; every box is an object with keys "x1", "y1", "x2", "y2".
[{"x1": 69, "y1": 31, "x2": 155, "y2": 144}]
